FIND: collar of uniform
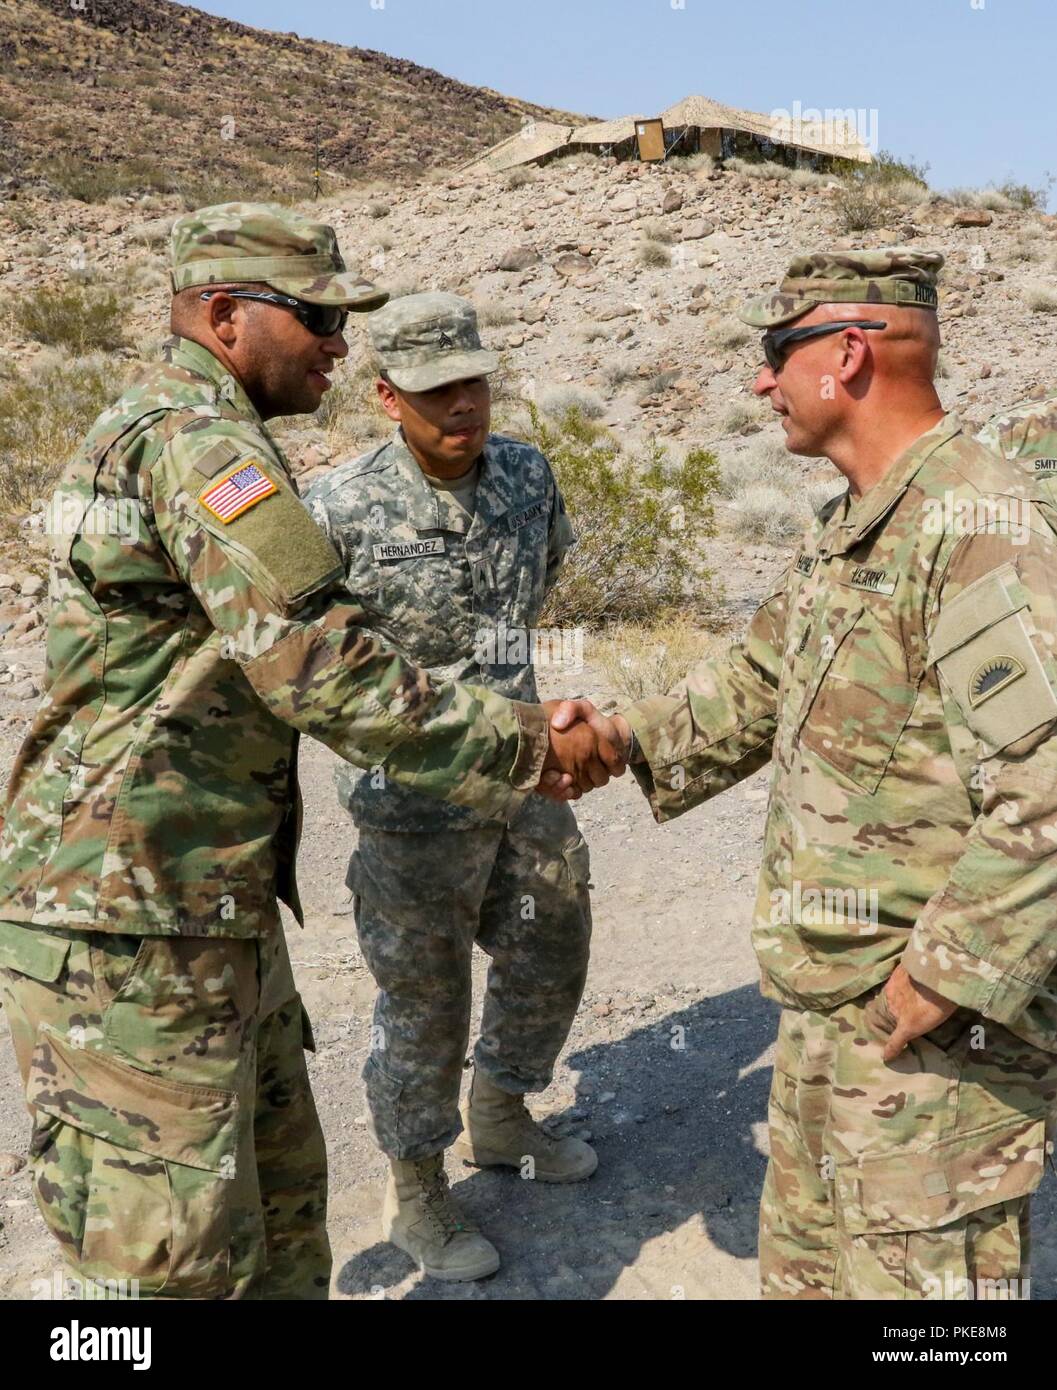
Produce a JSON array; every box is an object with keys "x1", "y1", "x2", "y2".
[
  {"x1": 820, "y1": 413, "x2": 963, "y2": 556},
  {"x1": 390, "y1": 430, "x2": 517, "y2": 535},
  {"x1": 166, "y1": 337, "x2": 263, "y2": 424},
  {"x1": 388, "y1": 430, "x2": 457, "y2": 532}
]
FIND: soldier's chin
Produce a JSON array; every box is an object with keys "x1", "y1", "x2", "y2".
[{"x1": 781, "y1": 422, "x2": 817, "y2": 456}]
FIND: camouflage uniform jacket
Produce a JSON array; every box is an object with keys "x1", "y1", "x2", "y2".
[
  {"x1": 624, "y1": 416, "x2": 1057, "y2": 1052},
  {"x1": 0, "y1": 339, "x2": 550, "y2": 937},
  {"x1": 977, "y1": 391, "x2": 1057, "y2": 508},
  {"x1": 304, "y1": 429, "x2": 574, "y2": 830}
]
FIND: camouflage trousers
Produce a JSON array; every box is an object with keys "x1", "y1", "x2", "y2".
[
  {"x1": 760, "y1": 983, "x2": 1057, "y2": 1300},
  {"x1": 348, "y1": 798, "x2": 592, "y2": 1160},
  {"x1": 0, "y1": 918, "x2": 329, "y2": 1300}
]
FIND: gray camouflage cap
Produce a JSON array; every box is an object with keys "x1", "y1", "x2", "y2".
[
  {"x1": 170, "y1": 201, "x2": 388, "y2": 310},
  {"x1": 369, "y1": 292, "x2": 499, "y2": 392},
  {"x1": 739, "y1": 247, "x2": 944, "y2": 328}
]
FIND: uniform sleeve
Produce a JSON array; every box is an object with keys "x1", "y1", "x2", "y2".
[
  {"x1": 905, "y1": 523, "x2": 1057, "y2": 1025},
  {"x1": 620, "y1": 577, "x2": 788, "y2": 822},
  {"x1": 150, "y1": 427, "x2": 549, "y2": 820},
  {"x1": 973, "y1": 416, "x2": 1009, "y2": 458},
  {"x1": 302, "y1": 484, "x2": 350, "y2": 571}
]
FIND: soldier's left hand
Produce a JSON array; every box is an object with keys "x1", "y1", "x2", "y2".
[{"x1": 878, "y1": 963, "x2": 958, "y2": 1063}]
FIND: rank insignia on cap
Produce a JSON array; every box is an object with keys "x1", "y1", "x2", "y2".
[
  {"x1": 437, "y1": 331, "x2": 454, "y2": 349},
  {"x1": 200, "y1": 461, "x2": 278, "y2": 523},
  {"x1": 969, "y1": 655, "x2": 1026, "y2": 707}
]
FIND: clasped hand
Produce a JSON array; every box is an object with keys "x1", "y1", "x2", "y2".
[{"x1": 534, "y1": 699, "x2": 633, "y2": 802}]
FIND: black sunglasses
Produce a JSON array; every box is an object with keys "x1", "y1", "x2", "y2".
[
  {"x1": 199, "y1": 289, "x2": 348, "y2": 338},
  {"x1": 761, "y1": 319, "x2": 887, "y2": 372}
]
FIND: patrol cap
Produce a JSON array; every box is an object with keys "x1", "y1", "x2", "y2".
[
  {"x1": 739, "y1": 247, "x2": 945, "y2": 328},
  {"x1": 169, "y1": 201, "x2": 388, "y2": 310},
  {"x1": 369, "y1": 292, "x2": 499, "y2": 392}
]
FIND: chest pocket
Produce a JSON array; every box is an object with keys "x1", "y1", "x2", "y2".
[{"x1": 798, "y1": 602, "x2": 923, "y2": 793}]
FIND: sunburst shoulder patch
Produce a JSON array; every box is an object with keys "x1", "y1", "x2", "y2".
[{"x1": 969, "y1": 655, "x2": 1026, "y2": 707}]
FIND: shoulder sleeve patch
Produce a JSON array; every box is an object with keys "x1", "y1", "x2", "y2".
[
  {"x1": 931, "y1": 567, "x2": 1057, "y2": 751},
  {"x1": 199, "y1": 460, "x2": 278, "y2": 523},
  {"x1": 191, "y1": 453, "x2": 344, "y2": 612}
]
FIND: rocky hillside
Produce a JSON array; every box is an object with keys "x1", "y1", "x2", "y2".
[{"x1": 0, "y1": 0, "x2": 587, "y2": 202}]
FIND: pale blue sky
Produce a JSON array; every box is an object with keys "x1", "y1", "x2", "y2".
[{"x1": 186, "y1": 0, "x2": 1055, "y2": 207}]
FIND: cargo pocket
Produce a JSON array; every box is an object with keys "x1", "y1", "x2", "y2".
[
  {"x1": 0, "y1": 923, "x2": 72, "y2": 984},
  {"x1": 561, "y1": 835, "x2": 592, "y2": 892},
  {"x1": 834, "y1": 1113, "x2": 1046, "y2": 1298},
  {"x1": 26, "y1": 1026, "x2": 238, "y2": 1297},
  {"x1": 362, "y1": 1054, "x2": 405, "y2": 1155}
]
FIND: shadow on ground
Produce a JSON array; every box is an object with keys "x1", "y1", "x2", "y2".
[{"x1": 337, "y1": 984, "x2": 779, "y2": 1299}]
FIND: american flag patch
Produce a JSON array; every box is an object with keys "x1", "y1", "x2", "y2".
[{"x1": 199, "y1": 461, "x2": 278, "y2": 523}]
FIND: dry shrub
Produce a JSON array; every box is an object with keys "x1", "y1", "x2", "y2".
[
  {"x1": 538, "y1": 384, "x2": 605, "y2": 420},
  {"x1": 637, "y1": 239, "x2": 672, "y2": 268},
  {"x1": 594, "y1": 615, "x2": 716, "y2": 701},
  {"x1": 0, "y1": 353, "x2": 125, "y2": 511},
  {"x1": 9, "y1": 282, "x2": 127, "y2": 353}
]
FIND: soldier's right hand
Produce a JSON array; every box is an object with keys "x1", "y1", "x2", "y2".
[{"x1": 540, "y1": 698, "x2": 626, "y2": 795}]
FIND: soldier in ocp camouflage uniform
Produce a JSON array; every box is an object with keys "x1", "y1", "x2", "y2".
[
  {"x1": 596, "y1": 250, "x2": 1057, "y2": 1299},
  {"x1": 0, "y1": 208, "x2": 617, "y2": 1300},
  {"x1": 976, "y1": 389, "x2": 1057, "y2": 512},
  {"x1": 304, "y1": 293, "x2": 596, "y2": 1282}
]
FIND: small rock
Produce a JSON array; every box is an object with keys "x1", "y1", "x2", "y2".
[
  {"x1": 681, "y1": 219, "x2": 715, "y2": 241},
  {"x1": 954, "y1": 209, "x2": 993, "y2": 228},
  {"x1": 0, "y1": 1152, "x2": 25, "y2": 1177},
  {"x1": 596, "y1": 300, "x2": 635, "y2": 321},
  {"x1": 555, "y1": 252, "x2": 593, "y2": 278},
  {"x1": 498, "y1": 245, "x2": 540, "y2": 272},
  {"x1": 610, "y1": 190, "x2": 639, "y2": 213},
  {"x1": 0, "y1": 574, "x2": 14, "y2": 590},
  {"x1": 297, "y1": 445, "x2": 330, "y2": 471},
  {"x1": 8, "y1": 611, "x2": 41, "y2": 637},
  {"x1": 18, "y1": 575, "x2": 45, "y2": 599},
  {"x1": 521, "y1": 306, "x2": 546, "y2": 324},
  {"x1": 662, "y1": 190, "x2": 683, "y2": 214}
]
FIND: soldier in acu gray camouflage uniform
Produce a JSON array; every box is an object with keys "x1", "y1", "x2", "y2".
[{"x1": 305, "y1": 293, "x2": 596, "y2": 1282}]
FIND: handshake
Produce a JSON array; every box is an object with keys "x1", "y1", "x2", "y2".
[{"x1": 535, "y1": 698, "x2": 634, "y2": 802}]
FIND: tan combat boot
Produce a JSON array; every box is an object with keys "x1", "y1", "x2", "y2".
[
  {"x1": 453, "y1": 1068, "x2": 598, "y2": 1183},
  {"x1": 381, "y1": 1153, "x2": 500, "y2": 1282}
]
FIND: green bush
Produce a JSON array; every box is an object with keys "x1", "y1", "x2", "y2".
[
  {"x1": 9, "y1": 282, "x2": 127, "y2": 353},
  {"x1": 524, "y1": 404, "x2": 720, "y2": 626}
]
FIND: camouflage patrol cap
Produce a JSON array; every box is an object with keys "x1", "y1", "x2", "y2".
[
  {"x1": 739, "y1": 247, "x2": 944, "y2": 328},
  {"x1": 369, "y1": 292, "x2": 499, "y2": 392},
  {"x1": 169, "y1": 202, "x2": 388, "y2": 310}
]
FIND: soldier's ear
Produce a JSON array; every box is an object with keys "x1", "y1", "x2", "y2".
[
  {"x1": 376, "y1": 376, "x2": 402, "y2": 422},
  {"x1": 206, "y1": 292, "x2": 239, "y2": 346}
]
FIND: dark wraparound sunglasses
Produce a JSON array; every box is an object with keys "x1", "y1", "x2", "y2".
[
  {"x1": 199, "y1": 289, "x2": 348, "y2": 338},
  {"x1": 762, "y1": 319, "x2": 887, "y2": 372}
]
